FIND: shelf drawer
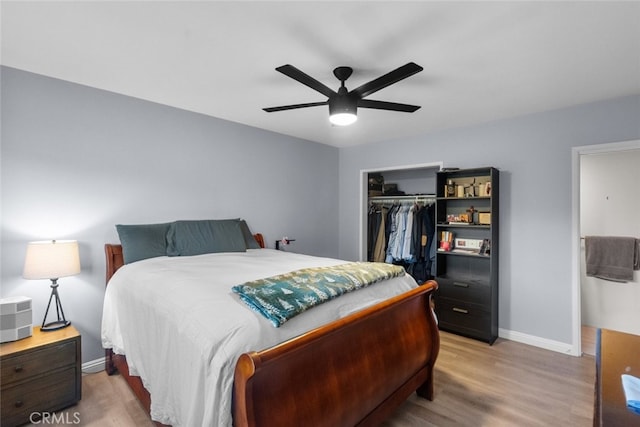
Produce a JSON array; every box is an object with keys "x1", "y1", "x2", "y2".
[
  {"x1": 437, "y1": 277, "x2": 490, "y2": 305},
  {"x1": 1, "y1": 340, "x2": 77, "y2": 386},
  {"x1": 1, "y1": 365, "x2": 79, "y2": 426},
  {"x1": 436, "y1": 298, "x2": 491, "y2": 340}
]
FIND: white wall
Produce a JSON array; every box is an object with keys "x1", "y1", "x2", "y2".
[
  {"x1": 580, "y1": 149, "x2": 640, "y2": 335},
  {"x1": 0, "y1": 67, "x2": 339, "y2": 362},
  {"x1": 338, "y1": 95, "x2": 640, "y2": 351}
]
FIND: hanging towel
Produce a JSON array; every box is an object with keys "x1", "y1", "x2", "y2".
[{"x1": 585, "y1": 236, "x2": 640, "y2": 282}]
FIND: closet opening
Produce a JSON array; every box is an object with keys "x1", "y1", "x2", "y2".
[{"x1": 359, "y1": 162, "x2": 443, "y2": 283}]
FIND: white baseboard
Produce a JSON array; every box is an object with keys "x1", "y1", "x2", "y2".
[
  {"x1": 82, "y1": 356, "x2": 106, "y2": 374},
  {"x1": 499, "y1": 328, "x2": 579, "y2": 356}
]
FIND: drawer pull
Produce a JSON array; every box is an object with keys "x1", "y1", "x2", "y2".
[
  {"x1": 452, "y1": 307, "x2": 469, "y2": 314},
  {"x1": 14, "y1": 365, "x2": 23, "y2": 373},
  {"x1": 453, "y1": 282, "x2": 469, "y2": 288},
  {"x1": 15, "y1": 400, "x2": 24, "y2": 408}
]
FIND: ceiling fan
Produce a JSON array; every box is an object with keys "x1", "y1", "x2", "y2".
[{"x1": 263, "y1": 62, "x2": 423, "y2": 126}]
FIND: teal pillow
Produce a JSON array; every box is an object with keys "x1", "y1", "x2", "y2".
[
  {"x1": 166, "y1": 219, "x2": 247, "y2": 256},
  {"x1": 239, "y1": 220, "x2": 261, "y2": 249},
  {"x1": 116, "y1": 223, "x2": 171, "y2": 264}
]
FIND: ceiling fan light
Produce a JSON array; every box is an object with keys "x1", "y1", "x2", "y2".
[
  {"x1": 329, "y1": 95, "x2": 358, "y2": 126},
  {"x1": 329, "y1": 112, "x2": 358, "y2": 126}
]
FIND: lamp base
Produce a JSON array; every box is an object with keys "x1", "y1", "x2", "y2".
[
  {"x1": 41, "y1": 320, "x2": 71, "y2": 332},
  {"x1": 41, "y1": 279, "x2": 71, "y2": 332}
]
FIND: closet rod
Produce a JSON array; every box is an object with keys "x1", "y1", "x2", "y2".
[{"x1": 369, "y1": 194, "x2": 436, "y2": 204}]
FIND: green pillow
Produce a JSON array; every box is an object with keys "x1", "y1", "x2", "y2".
[
  {"x1": 116, "y1": 222, "x2": 171, "y2": 264},
  {"x1": 166, "y1": 219, "x2": 247, "y2": 256},
  {"x1": 239, "y1": 220, "x2": 261, "y2": 249}
]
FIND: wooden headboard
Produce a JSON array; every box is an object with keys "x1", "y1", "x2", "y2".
[{"x1": 105, "y1": 233, "x2": 265, "y2": 284}]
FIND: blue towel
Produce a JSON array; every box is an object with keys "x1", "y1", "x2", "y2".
[
  {"x1": 232, "y1": 262, "x2": 405, "y2": 327},
  {"x1": 622, "y1": 374, "x2": 640, "y2": 415}
]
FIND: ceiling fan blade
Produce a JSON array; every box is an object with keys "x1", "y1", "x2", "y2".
[
  {"x1": 358, "y1": 99, "x2": 421, "y2": 112},
  {"x1": 351, "y1": 62, "x2": 423, "y2": 99},
  {"x1": 275, "y1": 65, "x2": 337, "y2": 98},
  {"x1": 263, "y1": 101, "x2": 328, "y2": 112}
]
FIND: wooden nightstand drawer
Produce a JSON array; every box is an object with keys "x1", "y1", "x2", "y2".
[
  {"x1": 1, "y1": 340, "x2": 77, "y2": 385},
  {"x1": 1, "y1": 366, "x2": 79, "y2": 426}
]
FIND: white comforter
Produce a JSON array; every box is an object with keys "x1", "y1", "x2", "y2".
[{"x1": 101, "y1": 249, "x2": 418, "y2": 426}]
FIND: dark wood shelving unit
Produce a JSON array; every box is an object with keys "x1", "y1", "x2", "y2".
[{"x1": 435, "y1": 167, "x2": 499, "y2": 344}]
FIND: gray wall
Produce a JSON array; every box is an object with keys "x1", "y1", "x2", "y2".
[
  {"x1": 0, "y1": 67, "x2": 339, "y2": 362},
  {"x1": 338, "y1": 95, "x2": 640, "y2": 346},
  {"x1": 2, "y1": 65, "x2": 639, "y2": 361}
]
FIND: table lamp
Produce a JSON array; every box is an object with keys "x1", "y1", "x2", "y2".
[{"x1": 23, "y1": 240, "x2": 80, "y2": 331}]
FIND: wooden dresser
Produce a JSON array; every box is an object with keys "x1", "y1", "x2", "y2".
[
  {"x1": 594, "y1": 328, "x2": 640, "y2": 427},
  {"x1": 1, "y1": 326, "x2": 81, "y2": 427}
]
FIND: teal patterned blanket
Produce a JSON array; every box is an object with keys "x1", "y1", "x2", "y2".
[{"x1": 232, "y1": 262, "x2": 406, "y2": 327}]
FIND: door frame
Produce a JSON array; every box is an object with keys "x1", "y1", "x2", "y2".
[{"x1": 571, "y1": 139, "x2": 640, "y2": 355}]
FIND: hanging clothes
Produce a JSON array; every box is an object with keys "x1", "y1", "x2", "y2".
[
  {"x1": 387, "y1": 205, "x2": 406, "y2": 263},
  {"x1": 407, "y1": 203, "x2": 435, "y2": 283},
  {"x1": 368, "y1": 201, "x2": 435, "y2": 283},
  {"x1": 367, "y1": 205, "x2": 380, "y2": 261},
  {"x1": 367, "y1": 203, "x2": 435, "y2": 283},
  {"x1": 372, "y1": 207, "x2": 387, "y2": 262}
]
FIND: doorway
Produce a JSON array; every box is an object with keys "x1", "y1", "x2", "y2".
[{"x1": 571, "y1": 139, "x2": 640, "y2": 356}]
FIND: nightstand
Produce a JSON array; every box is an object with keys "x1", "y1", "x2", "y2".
[{"x1": 1, "y1": 325, "x2": 81, "y2": 426}]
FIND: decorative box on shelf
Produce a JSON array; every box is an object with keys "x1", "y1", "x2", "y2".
[{"x1": 478, "y1": 212, "x2": 491, "y2": 225}]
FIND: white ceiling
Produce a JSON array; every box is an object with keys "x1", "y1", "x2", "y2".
[{"x1": 2, "y1": 1, "x2": 639, "y2": 148}]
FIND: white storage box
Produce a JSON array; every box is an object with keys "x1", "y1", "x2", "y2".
[{"x1": 1, "y1": 296, "x2": 33, "y2": 343}]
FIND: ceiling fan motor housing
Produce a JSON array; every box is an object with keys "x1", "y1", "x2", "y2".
[{"x1": 329, "y1": 87, "x2": 358, "y2": 116}]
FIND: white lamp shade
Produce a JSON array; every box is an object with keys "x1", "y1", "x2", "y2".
[{"x1": 23, "y1": 240, "x2": 81, "y2": 280}]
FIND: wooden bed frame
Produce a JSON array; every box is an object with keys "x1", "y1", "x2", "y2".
[{"x1": 104, "y1": 234, "x2": 439, "y2": 427}]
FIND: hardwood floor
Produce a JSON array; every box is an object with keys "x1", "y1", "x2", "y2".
[
  {"x1": 383, "y1": 332, "x2": 595, "y2": 427},
  {"x1": 581, "y1": 325, "x2": 597, "y2": 357},
  {"x1": 35, "y1": 331, "x2": 595, "y2": 426}
]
